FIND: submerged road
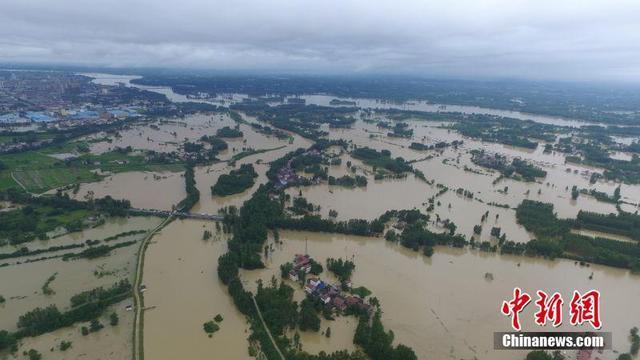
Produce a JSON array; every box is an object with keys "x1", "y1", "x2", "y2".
[
  {"x1": 131, "y1": 209, "x2": 223, "y2": 359},
  {"x1": 132, "y1": 215, "x2": 174, "y2": 360}
]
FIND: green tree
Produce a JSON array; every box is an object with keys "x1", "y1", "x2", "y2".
[
  {"x1": 109, "y1": 312, "x2": 119, "y2": 326},
  {"x1": 299, "y1": 298, "x2": 321, "y2": 332},
  {"x1": 27, "y1": 349, "x2": 42, "y2": 360}
]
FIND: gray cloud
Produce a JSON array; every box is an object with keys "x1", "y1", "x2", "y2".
[{"x1": 1, "y1": 0, "x2": 639, "y2": 81}]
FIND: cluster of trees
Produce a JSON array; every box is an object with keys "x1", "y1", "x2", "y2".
[
  {"x1": 572, "y1": 184, "x2": 621, "y2": 204},
  {"x1": 211, "y1": 164, "x2": 258, "y2": 196},
  {"x1": 0, "y1": 280, "x2": 131, "y2": 350},
  {"x1": 515, "y1": 200, "x2": 640, "y2": 270},
  {"x1": 398, "y1": 223, "x2": 466, "y2": 253},
  {"x1": 289, "y1": 197, "x2": 318, "y2": 215},
  {"x1": 351, "y1": 147, "x2": 412, "y2": 174},
  {"x1": 249, "y1": 123, "x2": 290, "y2": 139},
  {"x1": 291, "y1": 153, "x2": 323, "y2": 170},
  {"x1": 453, "y1": 115, "x2": 556, "y2": 149},
  {"x1": 353, "y1": 311, "x2": 417, "y2": 360},
  {"x1": 69, "y1": 280, "x2": 131, "y2": 307},
  {"x1": 200, "y1": 135, "x2": 229, "y2": 151},
  {"x1": 471, "y1": 151, "x2": 546, "y2": 181},
  {"x1": 0, "y1": 190, "x2": 131, "y2": 246},
  {"x1": 326, "y1": 258, "x2": 356, "y2": 282},
  {"x1": 62, "y1": 240, "x2": 137, "y2": 260},
  {"x1": 377, "y1": 209, "x2": 428, "y2": 225},
  {"x1": 255, "y1": 280, "x2": 298, "y2": 336},
  {"x1": 177, "y1": 164, "x2": 200, "y2": 211},
  {"x1": 216, "y1": 126, "x2": 244, "y2": 138},
  {"x1": 409, "y1": 140, "x2": 462, "y2": 151},
  {"x1": 220, "y1": 186, "x2": 283, "y2": 270},
  {"x1": 564, "y1": 233, "x2": 640, "y2": 270},
  {"x1": 328, "y1": 175, "x2": 367, "y2": 187},
  {"x1": 298, "y1": 298, "x2": 321, "y2": 332},
  {"x1": 574, "y1": 210, "x2": 640, "y2": 241},
  {"x1": 276, "y1": 215, "x2": 385, "y2": 237},
  {"x1": 515, "y1": 200, "x2": 569, "y2": 238},
  {"x1": 511, "y1": 159, "x2": 547, "y2": 181},
  {"x1": 564, "y1": 142, "x2": 640, "y2": 184},
  {"x1": 231, "y1": 103, "x2": 357, "y2": 140},
  {"x1": 203, "y1": 321, "x2": 220, "y2": 335},
  {"x1": 386, "y1": 122, "x2": 413, "y2": 138},
  {"x1": 183, "y1": 142, "x2": 204, "y2": 153},
  {"x1": 302, "y1": 163, "x2": 329, "y2": 181},
  {"x1": 0, "y1": 243, "x2": 84, "y2": 261}
]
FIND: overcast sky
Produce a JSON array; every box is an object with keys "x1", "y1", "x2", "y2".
[{"x1": 1, "y1": 0, "x2": 639, "y2": 81}]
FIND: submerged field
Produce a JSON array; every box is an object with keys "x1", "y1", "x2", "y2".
[{"x1": 2, "y1": 77, "x2": 640, "y2": 359}]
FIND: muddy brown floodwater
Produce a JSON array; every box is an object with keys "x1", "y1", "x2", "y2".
[
  {"x1": 0, "y1": 216, "x2": 161, "y2": 359},
  {"x1": 73, "y1": 171, "x2": 186, "y2": 211},
  {"x1": 138, "y1": 115, "x2": 640, "y2": 360},
  {"x1": 142, "y1": 219, "x2": 250, "y2": 360},
  {"x1": 62, "y1": 79, "x2": 640, "y2": 359},
  {"x1": 241, "y1": 230, "x2": 640, "y2": 360}
]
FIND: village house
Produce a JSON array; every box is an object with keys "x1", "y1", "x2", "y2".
[{"x1": 288, "y1": 254, "x2": 313, "y2": 281}]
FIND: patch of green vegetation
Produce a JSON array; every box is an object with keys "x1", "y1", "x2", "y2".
[
  {"x1": 326, "y1": 258, "x2": 356, "y2": 282},
  {"x1": 110, "y1": 312, "x2": 119, "y2": 326},
  {"x1": 351, "y1": 286, "x2": 372, "y2": 298},
  {"x1": 351, "y1": 147, "x2": 412, "y2": 174},
  {"x1": 62, "y1": 240, "x2": 137, "y2": 260},
  {"x1": 328, "y1": 175, "x2": 367, "y2": 187},
  {"x1": 575, "y1": 210, "x2": 640, "y2": 241},
  {"x1": 0, "y1": 146, "x2": 183, "y2": 193},
  {"x1": 59, "y1": 340, "x2": 72, "y2": 351},
  {"x1": 513, "y1": 200, "x2": 640, "y2": 269},
  {"x1": 515, "y1": 200, "x2": 568, "y2": 238},
  {"x1": 216, "y1": 126, "x2": 243, "y2": 138},
  {"x1": 0, "y1": 280, "x2": 131, "y2": 351},
  {"x1": 41, "y1": 272, "x2": 58, "y2": 295},
  {"x1": 203, "y1": 320, "x2": 220, "y2": 335},
  {"x1": 27, "y1": 349, "x2": 42, "y2": 360},
  {"x1": 0, "y1": 205, "x2": 92, "y2": 245},
  {"x1": 229, "y1": 145, "x2": 286, "y2": 164},
  {"x1": 211, "y1": 164, "x2": 258, "y2": 196}
]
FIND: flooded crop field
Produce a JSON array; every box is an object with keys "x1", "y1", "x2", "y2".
[{"x1": 1, "y1": 72, "x2": 639, "y2": 360}]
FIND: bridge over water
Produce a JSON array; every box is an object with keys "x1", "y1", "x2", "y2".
[{"x1": 129, "y1": 208, "x2": 224, "y2": 221}]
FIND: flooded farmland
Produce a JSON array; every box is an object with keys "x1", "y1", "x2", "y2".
[
  {"x1": 142, "y1": 219, "x2": 251, "y2": 360},
  {"x1": 0, "y1": 216, "x2": 161, "y2": 359},
  {"x1": 131, "y1": 109, "x2": 640, "y2": 359},
  {"x1": 241, "y1": 230, "x2": 640, "y2": 359},
  {"x1": 2, "y1": 73, "x2": 636, "y2": 360}
]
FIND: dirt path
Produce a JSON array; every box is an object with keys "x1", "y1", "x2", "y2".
[
  {"x1": 252, "y1": 295, "x2": 286, "y2": 360},
  {"x1": 132, "y1": 215, "x2": 173, "y2": 360}
]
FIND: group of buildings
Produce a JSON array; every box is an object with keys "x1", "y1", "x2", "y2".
[
  {"x1": 0, "y1": 107, "x2": 141, "y2": 125},
  {"x1": 304, "y1": 277, "x2": 370, "y2": 313},
  {"x1": 288, "y1": 254, "x2": 371, "y2": 314},
  {"x1": 275, "y1": 149, "x2": 323, "y2": 189}
]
